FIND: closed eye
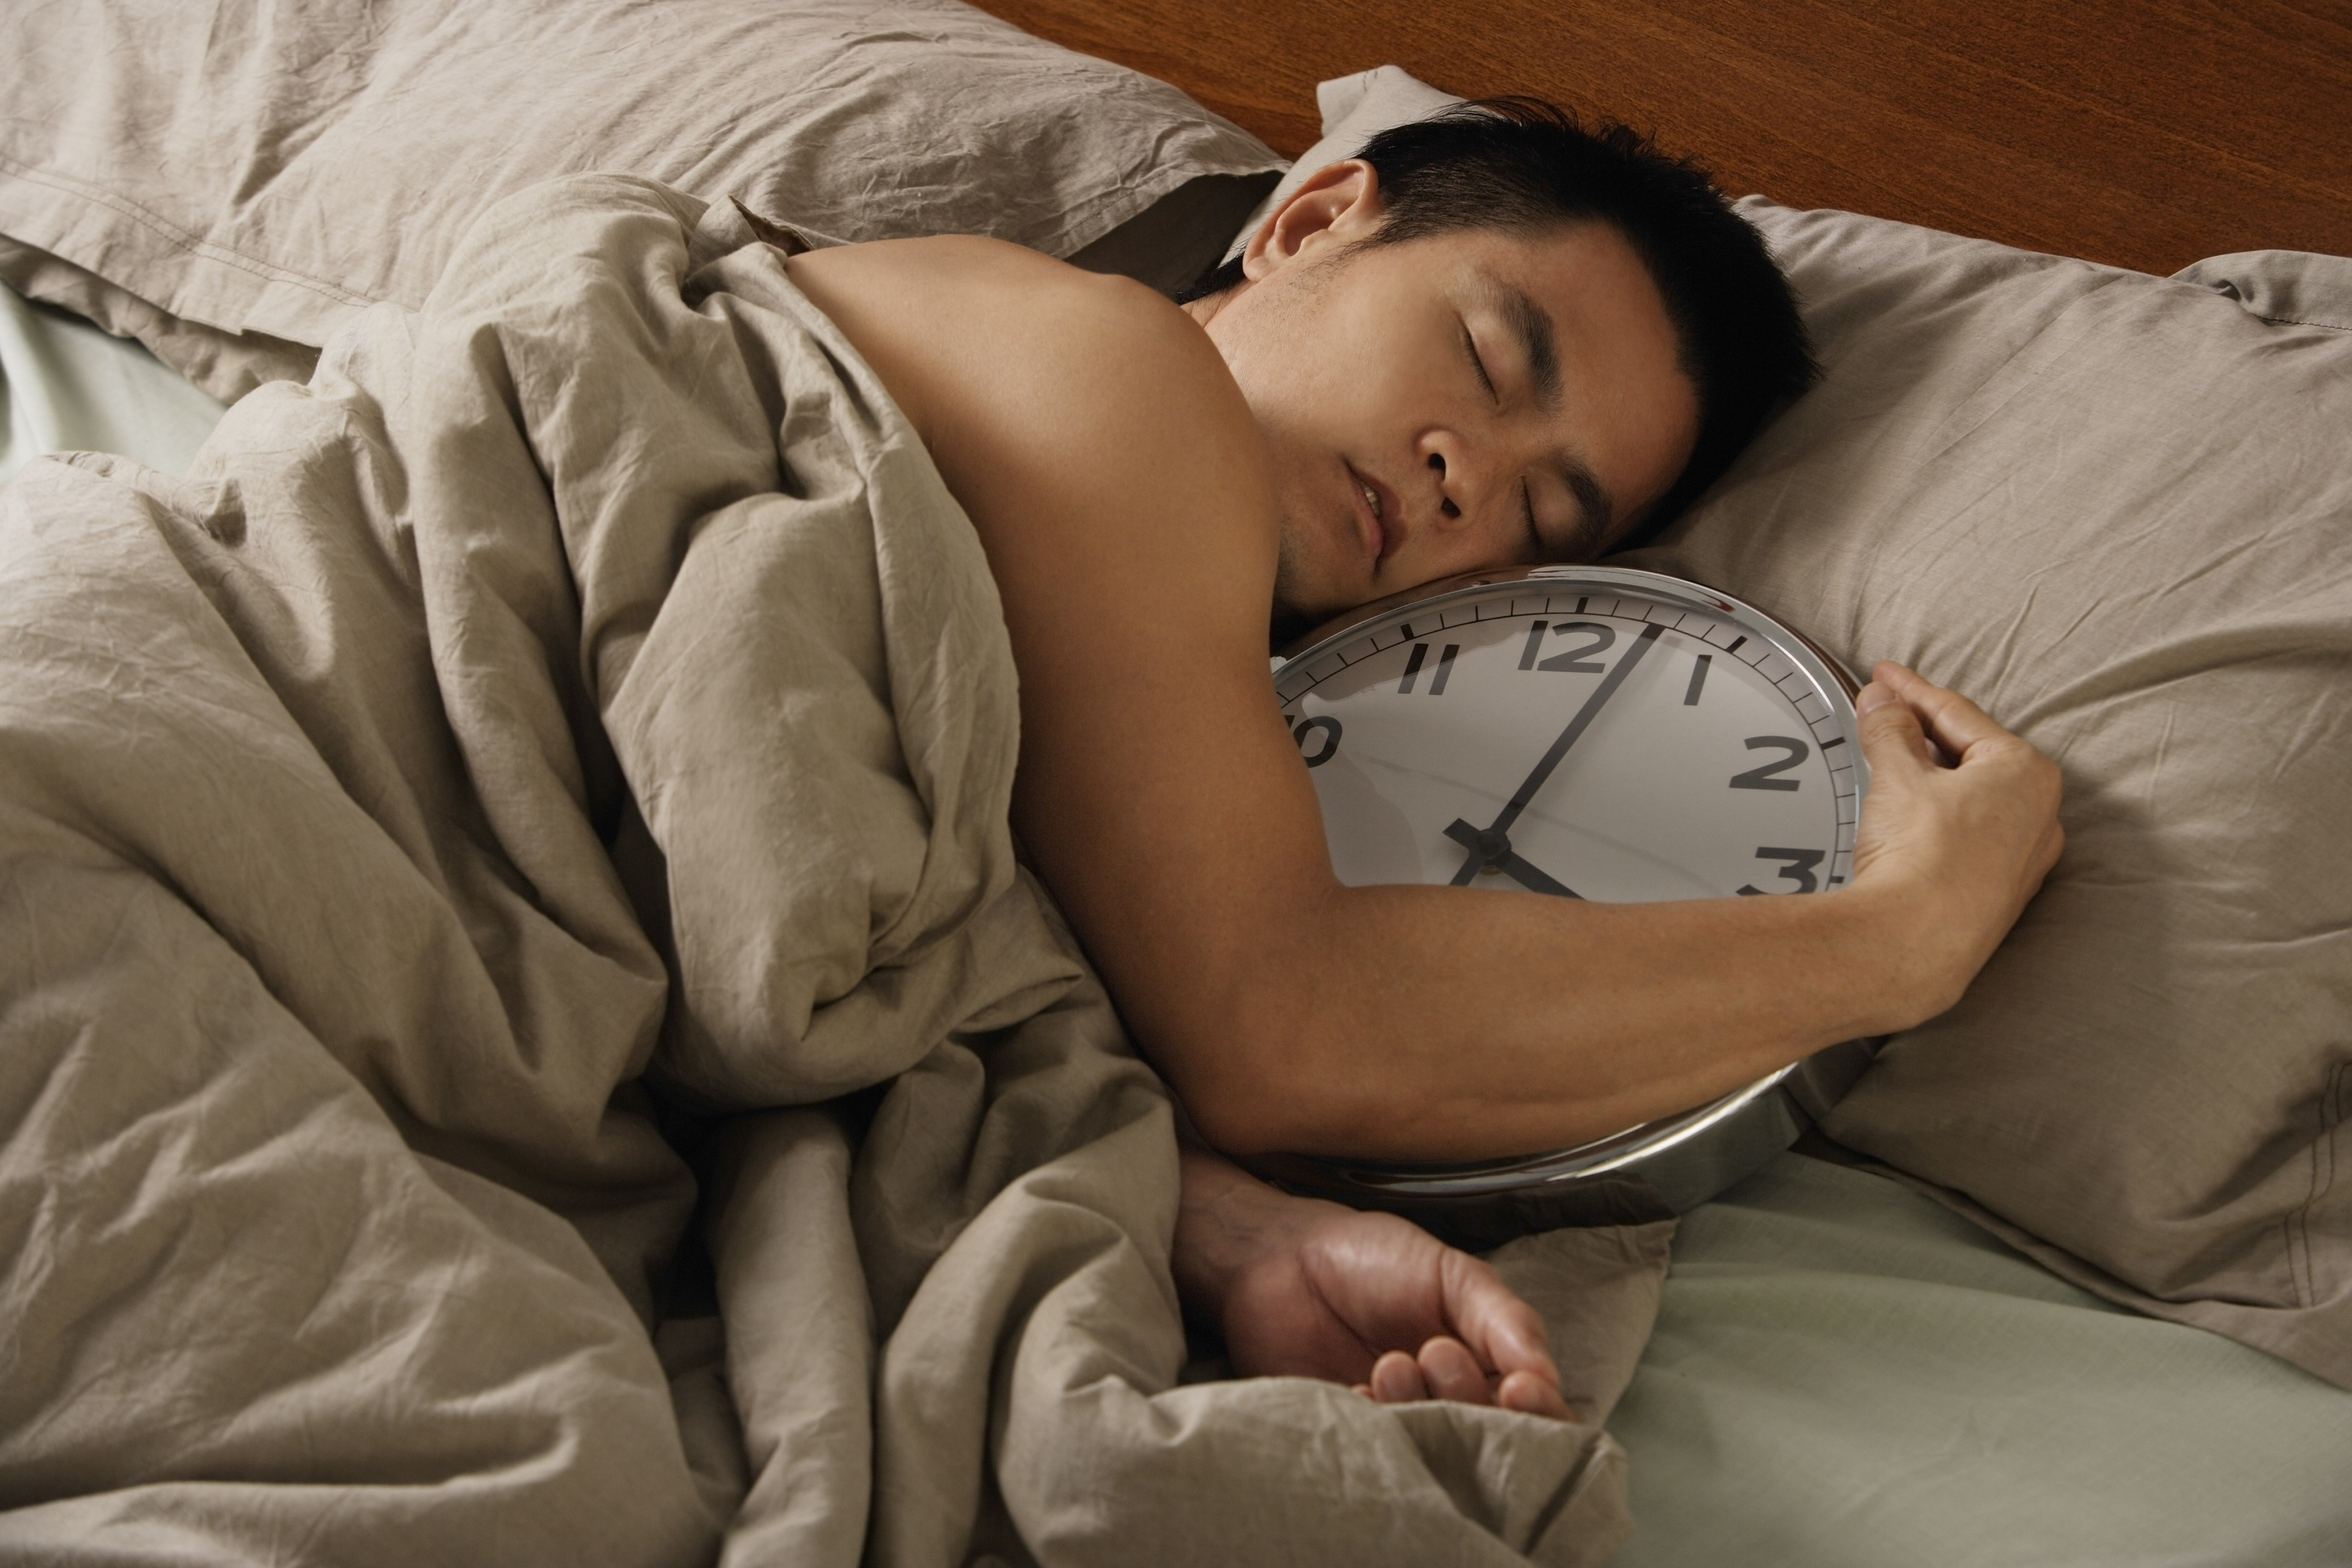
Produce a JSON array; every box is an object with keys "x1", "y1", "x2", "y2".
[
  {"x1": 1468, "y1": 323, "x2": 1542, "y2": 553},
  {"x1": 1461, "y1": 325, "x2": 1498, "y2": 403}
]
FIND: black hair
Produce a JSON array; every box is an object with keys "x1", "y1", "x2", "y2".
[{"x1": 1177, "y1": 99, "x2": 1816, "y2": 538}]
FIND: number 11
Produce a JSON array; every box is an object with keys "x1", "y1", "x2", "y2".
[{"x1": 1398, "y1": 642, "x2": 1459, "y2": 696}]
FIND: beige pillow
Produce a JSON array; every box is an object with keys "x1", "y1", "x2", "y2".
[
  {"x1": 1225, "y1": 68, "x2": 2352, "y2": 1390},
  {"x1": 0, "y1": 0, "x2": 1278, "y2": 400},
  {"x1": 1218, "y1": 65, "x2": 1466, "y2": 264},
  {"x1": 1628, "y1": 209, "x2": 2352, "y2": 1390}
]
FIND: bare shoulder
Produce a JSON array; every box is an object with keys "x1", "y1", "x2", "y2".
[
  {"x1": 785, "y1": 234, "x2": 1282, "y2": 680},
  {"x1": 786, "y1": 236, "x2": 1256, "y2": 493}
]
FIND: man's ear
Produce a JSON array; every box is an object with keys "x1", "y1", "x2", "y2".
[{"x1": 1239, "y1": 160, "x2": 1386, "y2": 282}]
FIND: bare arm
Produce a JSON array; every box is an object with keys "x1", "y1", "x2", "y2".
[{"x1": 787, "y1": 239, "x2": 2062, "y2": 1160}]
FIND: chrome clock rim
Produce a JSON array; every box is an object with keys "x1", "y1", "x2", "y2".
[{"x1": 1262, "y1": 565, "x2": 1878, "y2": 1234}]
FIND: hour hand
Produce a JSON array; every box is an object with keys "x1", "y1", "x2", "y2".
[{"x1": 1442, "y1": 818, "x2": 1583, "y2": 899}]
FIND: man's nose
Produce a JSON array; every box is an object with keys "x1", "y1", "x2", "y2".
[{"x1": 1419, "y1": 431, "x2": 1497, "y2": 534}]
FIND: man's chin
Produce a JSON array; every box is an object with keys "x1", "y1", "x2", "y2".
[
  {"x1": 1269, "y1": 533, "x2": 1408, "y2": 656},
  {"x1": 1267, "y1": 536, "x2": 1335, "y2": 654}
]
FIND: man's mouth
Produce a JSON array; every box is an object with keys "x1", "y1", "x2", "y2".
[{"x1": 1347, "y1": 464, "x2": 1396, "y2": 563}]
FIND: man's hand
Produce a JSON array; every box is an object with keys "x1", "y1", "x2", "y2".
[
  {"x1": 1847, "y1": 662, "x2": 2066, "y2": 1018},
  {"x1": 1172, "y1": 1145, "x2": 1572, "y2": 1419}
]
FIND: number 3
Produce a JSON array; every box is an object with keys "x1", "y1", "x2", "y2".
[{"x1": 1736, "y1": 847, "x2": 1824, "y2": 895}]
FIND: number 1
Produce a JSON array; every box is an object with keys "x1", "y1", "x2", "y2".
[{"x1": 1683, "y1": 654, "x2": 1711, "y2": 706}]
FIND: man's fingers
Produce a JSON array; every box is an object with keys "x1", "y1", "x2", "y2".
[
  {"x1": 1864, "y1": 661, "x2": 2064, "y2": 858},
  {"x1": 1869, "y1": 661, "x2": 2016, "y2": 760},
  {"x1": 1856, "y1": 674, "x2": 1939, "y2": 772},
  {"x1": 1293, "y1": 1215, "x2": 1569, "y2": 1417},
  {"x1": 1368, "y1": 1349, "x2": 1428, "y2": 1404},
  {"x1": 1436, "y1": 1249, "x2": 1562, "y2": 1388},
  {"x1": 1417, "y1": 1335, "x2": 1494, "y2": 1404},
  {"x1": 1497, "y1": 1369, "x2": 1576, "y2": 1422},
  {"x1": 1367, "y1": 1346, "x2": 1576, "y2": 1420}
]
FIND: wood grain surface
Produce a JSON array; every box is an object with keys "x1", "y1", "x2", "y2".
[{"x1": 976, "y1": 0, "x2": 2352, "y2": 276}]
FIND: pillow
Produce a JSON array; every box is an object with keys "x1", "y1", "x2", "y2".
[
  {"x1": 1638, "y1": 213, "x2": 2352, "y2": 1392},
  {"x1": 1217, "y1": 65, "x2": 1465, "y2": 264},
  {"x1": 1229, "y1": 69, "x2": 2352, "y2": 1390},
  {"x1": 0, "y1": 0, "x2": 1279, "y2": 400}
]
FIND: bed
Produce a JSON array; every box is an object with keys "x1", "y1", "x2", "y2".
[{"x1": 1, "y1": 2, "x2": 2347, "y2": 1565}]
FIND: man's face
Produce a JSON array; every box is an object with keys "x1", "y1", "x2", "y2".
[{"x1": 1189, "y1": 164, "x2": 1700, "y2": 631}]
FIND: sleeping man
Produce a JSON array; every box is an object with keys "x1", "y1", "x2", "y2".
[
  {"x1": 784, "y1": 104, "x2": 2065, "y2": 1416},
  {"x1": 0, "y1": 99, "x2": 2070, "y2": 1552}
]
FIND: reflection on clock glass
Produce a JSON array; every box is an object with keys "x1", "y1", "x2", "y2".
[{"x1": 1277, "y1": 586, "x2": 1859, "y2": 903}]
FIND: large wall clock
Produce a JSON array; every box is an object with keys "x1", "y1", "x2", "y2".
[{"x1": 1249, "y1": 565, "x2": 1878, "y2": 1244}]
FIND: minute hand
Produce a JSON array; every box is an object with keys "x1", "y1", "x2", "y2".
[{"x1": 1449, "y1": 621, "x2": 1664, "y2": 886}]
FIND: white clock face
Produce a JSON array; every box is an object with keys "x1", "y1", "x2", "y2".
[{"x1": 1275, "y1": 571, "x2": 1863, "y2": 904}]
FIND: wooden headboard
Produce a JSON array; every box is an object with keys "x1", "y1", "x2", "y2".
[{"x1": 977, "y1": 0, "x2": 2352, "y2": 279}]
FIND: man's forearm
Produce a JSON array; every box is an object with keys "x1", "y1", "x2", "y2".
[
  {"x1": 1110, "y1": 668, "x2": 2062, "y2": 1163},
  {"x1": 1155, "y1": 874, "x2": 1907, "y2": 1160}
]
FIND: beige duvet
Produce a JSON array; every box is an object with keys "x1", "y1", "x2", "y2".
[{"x1": 0, "y1": 175, "x2": 1661, "y2": 1566}]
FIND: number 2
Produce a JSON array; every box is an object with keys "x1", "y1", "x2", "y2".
[{"x1": 1729, "y1": 735, "x2": 1809, "y2": 791}]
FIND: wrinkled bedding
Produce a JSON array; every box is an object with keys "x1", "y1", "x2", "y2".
[{"x1": 0, "y1": 174, "x2": 1662, "y2": 1566}]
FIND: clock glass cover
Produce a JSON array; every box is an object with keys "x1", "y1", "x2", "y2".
[{"x1": 1276, "y1": 566, "x2": 1864, "y2": 903}]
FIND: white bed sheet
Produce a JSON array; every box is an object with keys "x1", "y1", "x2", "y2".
[
  {"x1": 0, "y1": 283, "x2": 225, "y2": 487},
  {"x1": 1613, "y1": 1154, "x2": 2352, "y2": 1567}
]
